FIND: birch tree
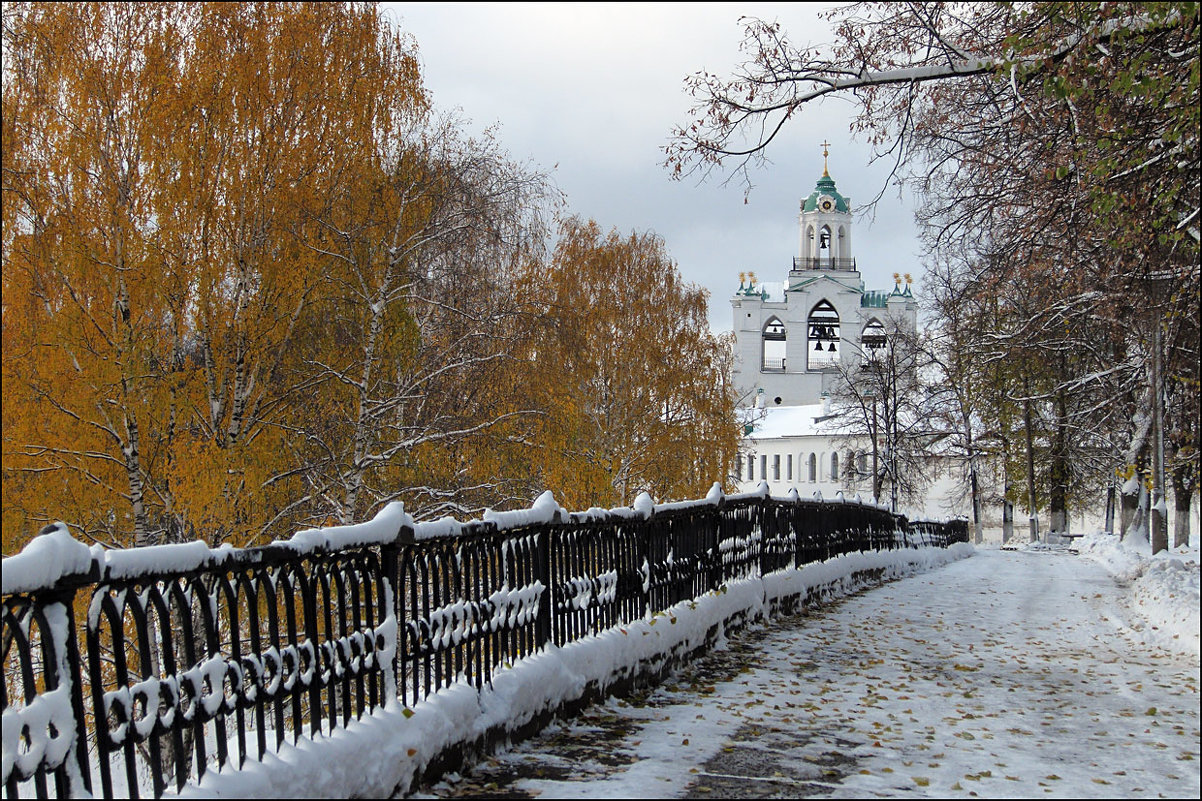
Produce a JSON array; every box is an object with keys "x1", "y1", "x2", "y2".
[
  {"x1": 274, "y1": 122, "x2": 556, "y2": 526},
  {"x1": 2, "y1": 3, "x2": 436, "y2": 549},
  {"x1": 3, "y1": 3, "x2": 191, "y2": 548},
  {"x1": 516, "y1": 219, "x2": 740, "y2": 509}
]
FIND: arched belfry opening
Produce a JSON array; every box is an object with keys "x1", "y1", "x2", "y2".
[
  {"x1": 807, "y1": 300, "x2": 840, "y2": 369},
  {"x1": 761, "y1": 317, "x2": 786, "y2": 371},
  {"x1": 861, "y1": 318, "x2": 887, "y2": 361}
]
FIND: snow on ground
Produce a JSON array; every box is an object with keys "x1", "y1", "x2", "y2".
[
  {"x1": 1071, "y1": 530, "x2": 1200, "y2": 658},
  {"x1": 418, "y1": 544, "x2": 1200, "y2": 799}
]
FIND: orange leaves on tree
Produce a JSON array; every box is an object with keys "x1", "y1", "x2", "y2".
[
  {"x1": 1, "y1": 2, "x2": 431, "y2": 551},
  {"x1": 514, "y1": 218, "x2": 740, "y2": 510}
]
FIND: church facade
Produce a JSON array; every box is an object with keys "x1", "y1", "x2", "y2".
[
  {"x1": 730, "y1": 158, "x2": 934, "y2": 510},
  {"x1": 731, "y1": 165, "x2": 917, "y2": 407}
]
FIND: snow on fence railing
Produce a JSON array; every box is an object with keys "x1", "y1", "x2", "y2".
[{"x1": 1, "y1": 487, "x2": 967, "y2": 799}]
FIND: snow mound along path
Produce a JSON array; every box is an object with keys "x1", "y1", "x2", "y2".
[
  {"x1": 179, "y1": 545, "x2": 972, "y2": 799},
  {"x1": 1074, "y1": 530, "x2": 1200, "y2": 658}
]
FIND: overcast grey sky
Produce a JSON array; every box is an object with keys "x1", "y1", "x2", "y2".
[{"x1": 384, "y1": 3, "x2": 925, "y2": 332}]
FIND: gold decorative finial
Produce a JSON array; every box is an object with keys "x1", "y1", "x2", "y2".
[
  {"x1": 821, "y1": 140, "x2": 831, "y2": 176},
  {"x1": 739, "y1": 271, "x2": 746, "y2": 284},
  {"x1": 904, "y1": 272, "x2": 912, "y2": 284},
  {"x1": 893, "y1": 272, "x2": 900, "y2": 283}
]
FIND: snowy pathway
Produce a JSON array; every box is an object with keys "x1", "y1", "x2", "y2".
[{"x1": 414, "y1": 548, "x2": 1200, "y2": 798}]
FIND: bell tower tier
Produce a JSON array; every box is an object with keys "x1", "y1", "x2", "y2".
[
  {"x1": 729, "y1": 147, "x2": 918, "y2": 408},
  {"x1": 795, "y1": 142, "x2": 854, "y2": 275}
]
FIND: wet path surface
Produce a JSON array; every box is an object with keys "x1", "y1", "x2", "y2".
[{"x1": 411, "y1": 550, "x2": 1200, "y2": 798}]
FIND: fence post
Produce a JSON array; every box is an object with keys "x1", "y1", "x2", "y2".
[
  {"x1": 1, "y1": 526, "x2": 96, "y2": 799},
  {"x1": 382, "y1": 523, "x2": 409, "y2": 706},
  {"x1": 708, "y1": 499, "x2": 724, "y2": 593},
  {"x1": 535, "y1": 521, "x2": 554, "y2": 650},
  {"x1": 64, "y1": 582, "x2": 92, "y2": 797},
  {"x1": 1, "y1": 584, "x2": 91, "y2": 798},
  {"x1": 634, "y1": 516, "x2": 649, "y2": 620},
  {"x1": 54, "y1": 582, "x2": 91, "y2": 799},
  {"x1": 758, "y1": 496, "x2": 770, "y2": 578},
  {"x1": 756, "y1": 498, "x2": 768, "y2": 578}
]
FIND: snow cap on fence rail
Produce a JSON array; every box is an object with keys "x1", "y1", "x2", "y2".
[
  {"x1": 279, "y1": 501, "x2": 411, "y2": 553},
  {"x1": 415, "y1": 489, "x2": 659, "y2": 536},
  {"x1": 412, "y1": 516, "x2": 465, "y2": 541},
  {"x1": 648, "y1": 483, "x2": 728, "y2": 515},
  {"x1": 102, "y1": 540, "x2": 216, "y2": 580},
  {"x1": 2, "y1": 522, "x2": 93, "y2": 594},
  {"x1": 5, "y1": 487, "x2": 928, "y2": 596},
  {"x1": 910, "y1": 515, "x2": 964, "y2": 526},
  {"x1": 4, "y1": 503, "x2": 413, "y2": 594},
  {"x1": 724, "y1": 485, "x2": 772, "y2": 504},
  {"x1": 575, "y1": 506, "x2": 611, "y2": 522},
  {"x1": 482, "y1": 490, "x2": 566, "y2": 530},
  {"x1": 762, "y1": 489, "x2": 881, "y2": 510},
  {"x1": 574, "y1": 498, "x2": 648, "y2": 522}
]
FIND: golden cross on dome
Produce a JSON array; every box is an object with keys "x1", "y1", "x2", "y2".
[{"x1": 821, "y1": 140, "x2": 831, "y2": 176}]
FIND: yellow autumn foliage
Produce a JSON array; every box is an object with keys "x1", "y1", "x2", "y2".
[{"x1": 2, "y1": 5, "x2": 736, "y2": 556}]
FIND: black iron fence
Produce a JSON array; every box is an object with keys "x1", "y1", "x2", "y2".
[{"x1": 2, "y1": 490, "x2": 966, "y2": 799}]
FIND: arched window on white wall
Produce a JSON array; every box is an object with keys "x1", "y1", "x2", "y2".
[
  {"x1": 762, "y1": 317, "x2": 786, "y2": 371},
  {"x1": 808, "y1": 453, "x2": 817, "y2": 482},
  {"x1": 808, "y1": 301, "x2": 840, "y2": 369},
  {"x1": 831, "y1": 452, "x2": 839, "y2": 481}
]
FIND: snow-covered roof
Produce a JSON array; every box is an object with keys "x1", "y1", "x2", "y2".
[{"x1": 743, "y1": 403, "x2": 846, "y2": 440}]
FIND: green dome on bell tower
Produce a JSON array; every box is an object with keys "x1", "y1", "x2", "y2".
[{"x1": 802, "y1": 141, "x2": 850, "y2": 213}]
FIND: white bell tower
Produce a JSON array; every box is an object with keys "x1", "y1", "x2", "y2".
[
  {"x1": 796, "y1": 141, "x2": 854, "y2": 271},
  {"x1": 729, "y1": 144, "x2": 918, "y2": 408}
]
